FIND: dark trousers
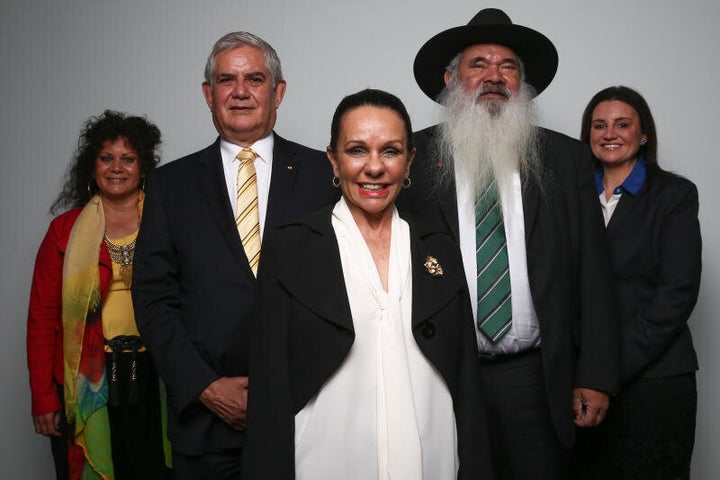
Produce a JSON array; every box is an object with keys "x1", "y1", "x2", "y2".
[
  {"x1": 49, "y1": 352, "x2": 170, "y2": 480},
  {"x1": 107, "y1": 351, "x2": 170, "y2": 480},
  {"x1": 50, "y1": 393, "x2": 69, "y2": 480},
  {"x1": 479, "y1": 349, "x2": 569, "y2": 480},
  {"x1": 171, "y1": 449, "x2": 243, "y2": 480},
  {"x1": 572, "y1": 373, "x2": 697, "y2": 480}
]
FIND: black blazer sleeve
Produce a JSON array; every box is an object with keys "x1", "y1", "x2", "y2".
[
  {"x1": 245, "y1": 228, "x2": 296, "y2": 479},
  {"x1": 132, "y1": 166, "x2": 220, "y2": 413},
  {"x1": 571, "y1": 138, "x2": 620, "y2": 393},
  {"x1": 245, "y1": 208, "x2": 355, "y2": 479},
  {"x1": 613, "y1": 175, "x2": 701, "y2": 382}
]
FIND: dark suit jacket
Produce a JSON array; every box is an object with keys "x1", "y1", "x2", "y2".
[
  {"x1": 131, "y1": 134, "x2": 339, "y2": 455},
  {"x1": 605, "y1": 171, "x2": 700, "y2": 385},
  {"x1": 245, "y1": 205, "x2": 494, "y2": 479},
  {"x1": 396, "y1": 125, "x2": 619, "y2": 447}
]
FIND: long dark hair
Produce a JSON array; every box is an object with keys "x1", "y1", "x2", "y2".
[
  {"x1": 580, "y1": 86, "x2": 661, "y2": 175},
  {"x1": 50, "y1": 110, "x2": 161, "y2": 215}
]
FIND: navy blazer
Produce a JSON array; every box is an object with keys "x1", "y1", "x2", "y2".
[
  {"x1": 604, "y1": 171, "x2": 701, "y2": 385},
  {"x1": 245, "y1": 205, "x2": 494, "y2": 479},
  {"x1": 132, "y1": 134, "x2": 338, "y2": 454},
  {"x1": 397, "y1": 126, "x2": 619, "y2": 448}
]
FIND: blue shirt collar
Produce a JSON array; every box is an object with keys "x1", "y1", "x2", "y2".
[{"x1": 595, "y1": 157, "x2": 646, "y2": 196}]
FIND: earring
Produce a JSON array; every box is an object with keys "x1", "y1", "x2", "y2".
[
  {"x1": 87, "y1": 181, "x2": 94, "y2": 197},
  {"x1": 402, "y1": 177, "x2": 412, "y2": 189},
  {"x1": 640, "y1": 138, "x2": 647, "y2": 146},
  {"x1": 140, "y1": 177, "x2": 146, "y2": 191},
  {"x1": 332, "y1": 176, "x2": 341, "y2": 188}
]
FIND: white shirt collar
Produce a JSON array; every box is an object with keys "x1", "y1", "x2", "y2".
[{"x1": 219, "y1": 132, "x2": 274, "y2": 167}]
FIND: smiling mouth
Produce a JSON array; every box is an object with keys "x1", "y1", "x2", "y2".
[{"x1": 358, "y1": 183, "x2": 391, "y2": 196}]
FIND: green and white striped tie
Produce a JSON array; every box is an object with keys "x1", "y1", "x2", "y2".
[{"x1": 475, "y1": 182, "x2": 512, "y2": 343}]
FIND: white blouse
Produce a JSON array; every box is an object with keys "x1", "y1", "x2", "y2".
[{"x1": 294, "y1": 198, "x2": 458, "y2": 480}]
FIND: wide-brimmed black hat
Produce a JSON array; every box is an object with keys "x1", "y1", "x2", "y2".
[{"x1": 414, "y1": 8, "x2": 558, "y2": 102}]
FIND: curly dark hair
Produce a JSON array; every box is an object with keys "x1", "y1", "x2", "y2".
[{"x1": 50, "y1": 110, "x2": 162, "y2": 215}]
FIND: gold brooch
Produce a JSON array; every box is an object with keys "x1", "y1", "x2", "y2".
[{"x1": 424, "y1": 255, "x2": 444, "y2": 277}]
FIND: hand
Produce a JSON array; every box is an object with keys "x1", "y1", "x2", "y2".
[
  {"x1": 33, "y1": 411, "x2": 61, "y2": 437},
  {"x1": 573, "y1": 387, "x2": 609, "y2": 427},
  {"x1": 199, "y1": 376, "x2": 249, "y2": 431}
]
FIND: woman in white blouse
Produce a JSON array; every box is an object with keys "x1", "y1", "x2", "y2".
[{"x1": 246, "y1": 88, "x2": 492, "y2": 480}]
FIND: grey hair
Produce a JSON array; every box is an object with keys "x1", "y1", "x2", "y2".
[
  {"x1": 444, "y1": 50, "x2": 526, "y2": 83},
  {"x1": 445, "y1": 52, "x2": 462, "y2": 79},
  {"x1": 203, "y1": 31, "x2": 284, "y2": 86}
]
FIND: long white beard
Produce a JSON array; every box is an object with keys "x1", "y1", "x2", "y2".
[{"x1": 434, "y1": 80, "x2": 542, "y2": 201}]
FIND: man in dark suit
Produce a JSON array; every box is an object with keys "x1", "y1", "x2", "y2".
[
  {"x1": 399, "y1": 9, "x2": 618, "y2": 479},
  {"x1": 131, "y1": 32, "x2": 337, "y2": 479}
]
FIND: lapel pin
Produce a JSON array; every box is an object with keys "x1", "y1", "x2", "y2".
[{"x1": 424, "y1": 255, "x2": 444, "y2": 277}]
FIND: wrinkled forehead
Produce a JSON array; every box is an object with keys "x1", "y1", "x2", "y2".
[
  {"x1": 459, "y1": 43, "x2": 520, "y2": 62},
  {"x1": 216, "y1": 45, "x2": 267, "y2": 71}
]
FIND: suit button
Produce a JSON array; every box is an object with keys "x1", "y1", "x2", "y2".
[{"x1": 421, "y1": 322, "x2": 436, "y2": 339}]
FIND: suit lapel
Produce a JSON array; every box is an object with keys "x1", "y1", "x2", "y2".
[
  {"x1": 606, "y1": 185, "x2": 644, "y2": 238},
  {"x1": 521, "y1": 129, "x2": 547, "y2": 239},
  {"x1": 197, "y1": 139, "x2": 253, "y2": 271},
  {"x1": 277, "y1": 209, "x2": 354, "y2": 332},
  {"x1": 405, "y1": 212, "x2": 465, "y2": 328},
  {"x1": 265, "y1": 133, "x2": 299, "y2": 229},
  {"x1": 438, "y1": 188, "x2": 461, "y2": 243},
  {"x1": 278, "y1": 209, "x2": 465, "y2": 335},
  {"x1": 521, "y1": 171, "x2": 541, "y2": 241},
  {"x1": 420, "y1": 127, "x2": 462, "y2": 243}
]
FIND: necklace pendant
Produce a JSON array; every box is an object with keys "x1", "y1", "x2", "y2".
[
  {"x1": 120, "y1": 264, "x2": 132, "y2": 287},
  {"x1": 104, "y1": 233, "x2": 137, "y2": 287}
]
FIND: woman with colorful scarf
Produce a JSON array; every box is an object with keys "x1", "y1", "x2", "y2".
[{"x1": 27, "y1": 110, "x2": 170, "y2": 480}]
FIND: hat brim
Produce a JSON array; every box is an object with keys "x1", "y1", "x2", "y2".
[{"x1": 414, "y1": 23, "x2": 559, "y2": 102}]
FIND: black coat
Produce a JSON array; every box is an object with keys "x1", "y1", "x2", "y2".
[
  {"x1": 396, "y1": 126, "x2": 619, "y2": 448},
  {"x1": 245, "y1": 205, "x2": 494, "y2": 479},
  {"x1": 132, "y1": 134, "x2": 338, "y2": 454},
  {"x1": 604, "y1": 171, "x2": 701, "y2": 385}
]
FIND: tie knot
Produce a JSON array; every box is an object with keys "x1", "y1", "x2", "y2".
[{"x1": 236, "y1": 148, "x2": 257, "y2": 164}]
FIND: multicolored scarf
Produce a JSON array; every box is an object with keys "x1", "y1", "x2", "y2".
[{"x1": 62, "y1": 194, "x2": 113, "y2": 479}]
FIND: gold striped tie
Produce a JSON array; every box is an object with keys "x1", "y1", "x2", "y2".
[{"x1": 236, "y1": 148, "x2": 261, "y2": 276}]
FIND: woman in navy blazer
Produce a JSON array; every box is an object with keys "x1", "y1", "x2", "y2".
[{"x1": 572, "y1": 86, "x2": 701, "y2": 479}]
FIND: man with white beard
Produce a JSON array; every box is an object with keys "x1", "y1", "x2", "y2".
[{"x1": 398, "y1": 8, "x2": 619, "y2": 479}]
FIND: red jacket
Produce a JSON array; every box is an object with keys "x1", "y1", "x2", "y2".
[{"x1": 26, "y1": 208, "x2": 112, "y2": 416}]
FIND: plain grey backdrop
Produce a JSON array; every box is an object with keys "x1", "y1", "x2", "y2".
[{"x1": 3, "y1": 0, "x2": 718, "y2": 477}]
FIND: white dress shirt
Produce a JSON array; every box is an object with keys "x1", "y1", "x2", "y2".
[
  {"x1": 598, "y1": 191, "x2": 621, "y2": 226},
  {"x1": 220, "y1": 134, "x2": 274, "y2": 239},
  {"x1": 456, "y1": 172, "x2": 541, "y2": 354}
]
